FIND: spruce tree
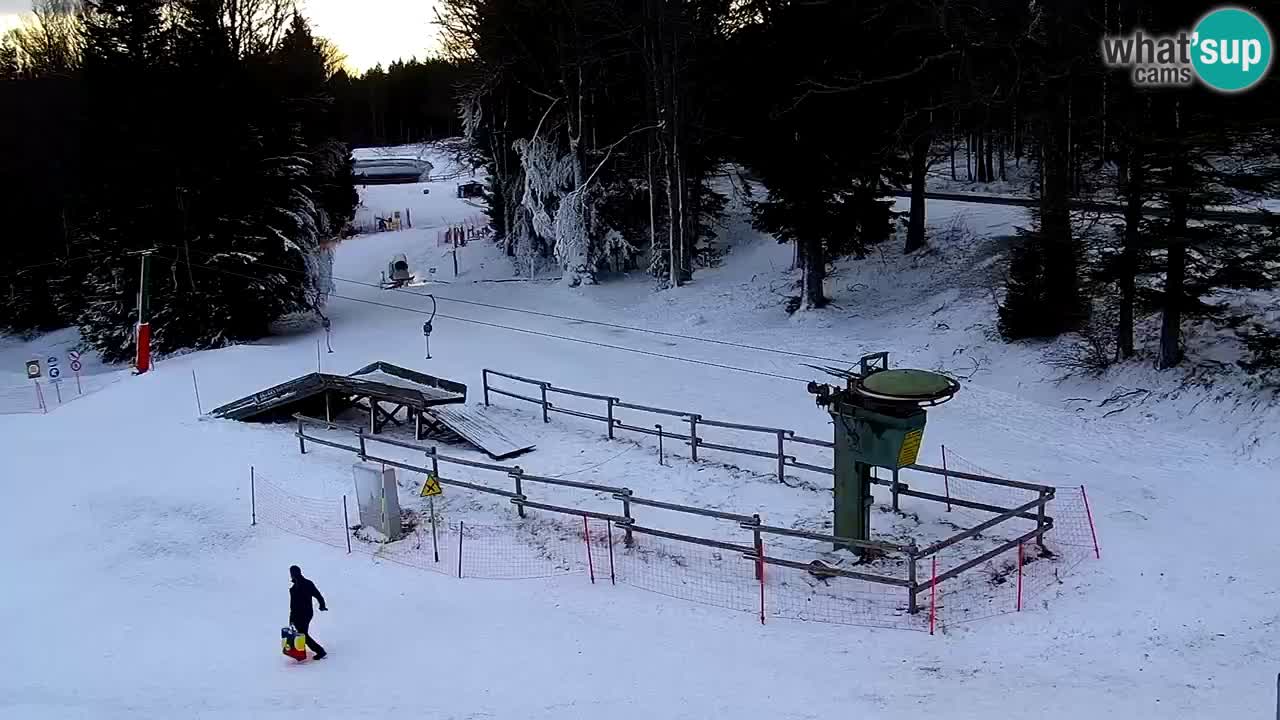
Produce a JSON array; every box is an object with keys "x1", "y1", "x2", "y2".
[{"x1": 70, "y1": 2, "x2": 354, "y2": 360}]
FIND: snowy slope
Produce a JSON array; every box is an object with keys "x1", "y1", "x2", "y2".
[{"x1": 2, "y1": 148, "x2": 1279, "y2": 719}]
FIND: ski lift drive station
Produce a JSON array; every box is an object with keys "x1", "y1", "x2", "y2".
[{"x1": 808, "y1": 352, "x2": 959, "y2": 547}]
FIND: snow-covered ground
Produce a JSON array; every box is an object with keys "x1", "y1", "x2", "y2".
[{"x1": 3, "y1": 142, "x2": 1279, "y2": 719}]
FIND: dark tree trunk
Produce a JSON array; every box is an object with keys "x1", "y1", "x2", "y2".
[
  {"x1": 1040, "y1": 84, "x2": 1086, "y2": 334},
  {"x1": 998, "y1": 134, "x2": 1006, "y2": 181},
  {"x1": 966, "y1": 133, "x2": 973, "y2": 181},
  {"x1": 1158, "y1": 235, "x2": 1186, "y2": 369},
  {"x1": 949, "y1": 131, "x2": 957, "y2": 181},
  {"x1": 1117, "y1": 143, "x2": 1143, "y2": 360},
  {"x1": 974, "y1": 132, "x2": 986, "y2": 182},
  {"x1": 1013, "y1": 98, "x2": 1022, "y2": 167},
  {"x1": 1159, "y1": 148, "x2": 1189, "y2": 370},
  {"x1": 906, "y1": 130, "x2": 929, "y2": 253},
  {"x1": 800, "y1": 236, "x2": 826, "y2": 309},
  {"x1": 984, "y1": 130, "x2": 995, "y2": 181}
]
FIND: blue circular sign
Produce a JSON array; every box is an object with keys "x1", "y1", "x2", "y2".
[{"x1": 1192, "y1": 7, "x2": 1273, "y2": 92}]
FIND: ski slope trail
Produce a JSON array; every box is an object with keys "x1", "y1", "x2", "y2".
[{"x1": 2, "y1": 156, "x2": 1276, "y2": 718}]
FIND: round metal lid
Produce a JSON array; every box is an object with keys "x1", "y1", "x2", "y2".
[{"x1": 858, "y1": 369, "x2": 957, "y2": 401}]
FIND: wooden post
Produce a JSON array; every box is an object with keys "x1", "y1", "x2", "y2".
[
  {"x1": 250, "y1": 466, "x2": 256, "y2": 526},
  {"x1": 688, "y1": 415, "x2": 699, "y2": 461},
  {"x1": 482, "y1": 370, "x2": 490, "y2": 406},
  {"x1": 758, "y1": 532, "x2": 766, "y2": 626},
  {"x1": 297, "y1": 416, "x2": 306, "y2": 454},
  {"x1": 752, "y1": 515, "x2": 764, "y2": 582},
  {"x1": 929, "y1": 557, "x2": 937, "y2": 635},
  {"x1": 606, "y1": 397, "x2": 615, "y2": 439},
  {"x1": 513, "y1": 468, "x2": 525, "y2": 518},
  {"x1": 620, "y1": 490, "x2": 634, "y2": 547},
  {"x1": 540, "y1": 383, "x2": 549, "y2": 423},
  {"x1": 892, "y1": 468, "x2": 901, "y2": 512},
  {"x1": 325, "y1": 392, "x2": 332, "y2": 424},
  {"x1": 775, "y1": 431, "x2": 786, "y2": 483},
  {"x1": 908, "y1": 555, "x2": 918, "y2": 614},
  {"x1": 1016, "y1": 541, "x2": 1024, "y2": 611},
  {"x1": 1036, "y1": 489, "x2": 1048, "y2": 550},
  {"x1": 655, "y1": 424, "x2": 664, "y2": 465}
]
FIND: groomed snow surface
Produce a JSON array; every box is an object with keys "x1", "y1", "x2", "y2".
[{"x1": 3, "y1": 145, "x2": 1279, "y2": 719}]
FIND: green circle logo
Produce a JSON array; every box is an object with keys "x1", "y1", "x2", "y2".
[{"x1": 1192, "y1": 7, "x2": 1273, "y2": 92}]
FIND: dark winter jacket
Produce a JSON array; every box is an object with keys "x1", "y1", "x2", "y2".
[{"x1": 289, "y1": 577, "x2": 326, "y2": 618}]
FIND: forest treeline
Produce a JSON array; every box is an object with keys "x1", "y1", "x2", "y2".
[{"x1": 3, "y1": 0, "x2": 1279, "y2": 379}]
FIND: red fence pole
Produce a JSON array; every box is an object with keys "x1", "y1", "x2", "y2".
[
  {"x1": 941, "y1": 445, "x2": 952, "y2": 512},
  {"x1": 1080, "y1": 485, "x2": 1100, "y2": 559},
  {"x1": 930, "y1": 556, "x2": 938, "y2": 634},
  {"x1": 1016, "y1": 541, "x2": 1024, "y2": 612},
  {"x1": 606, "y1": 520, "x2": 616, "y2": 585},
  {"x1": 583, "y1": 516, "x2": 595, "y2": 584}
]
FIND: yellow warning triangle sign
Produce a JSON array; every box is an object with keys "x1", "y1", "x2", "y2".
[{"x1": 420, "y1": 473, "x2": 443, "y2": 497}]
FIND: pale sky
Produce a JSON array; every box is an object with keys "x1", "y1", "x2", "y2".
[
  {"x1": 0, "y1": 0, "x2": 441, "y2": 73},
  {"x1": 302, "y1": 0, "x2": 442, "y2": 72}
]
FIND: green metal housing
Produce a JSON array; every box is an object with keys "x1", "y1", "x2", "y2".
[
  {"x1": 809, "y1": 352, "x2": 956, "y2": 548},
  {"x1": 828, "y1": 401, "x2": 928, "y2": 544}
]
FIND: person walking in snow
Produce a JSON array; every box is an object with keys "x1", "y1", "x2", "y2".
[{"x1": 289, "y1": 565, "x2": 328, "y2": 659}]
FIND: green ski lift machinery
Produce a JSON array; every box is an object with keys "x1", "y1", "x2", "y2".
[{"x1": 807, "y1": 353, "x2": 959, "y2": 548}]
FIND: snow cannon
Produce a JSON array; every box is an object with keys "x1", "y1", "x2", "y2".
[
  {"x1": 282, "y1": 627, "x2": 307, "y2": 661},
  {"x1": 807, "y1": 352, "x2": 958, "y2": 548},
  {"x1": 382, "y1": 254, "x2": 413, "y2": 288}
]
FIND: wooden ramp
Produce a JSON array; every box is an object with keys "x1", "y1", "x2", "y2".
[{"x1": 426, "y1": 405, "x2": 535, "y2": 460}]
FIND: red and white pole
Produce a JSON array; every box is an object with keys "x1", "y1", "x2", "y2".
[{"x1": 134, "y1": 251, "x2": 153, "y2": 373}]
